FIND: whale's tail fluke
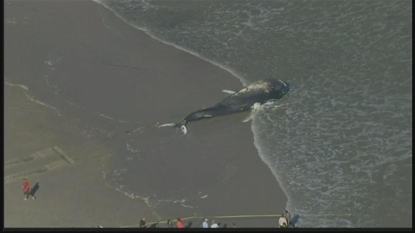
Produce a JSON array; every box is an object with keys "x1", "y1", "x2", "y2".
[
  {"x1": 179, "y1": 124, "x2": 188, "y2": 135},
  {"x1": 158, "y1": 121, "x2": 188, "y2": 135}
]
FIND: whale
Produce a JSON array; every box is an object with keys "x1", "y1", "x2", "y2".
[{"x1": 158, "y1": 79, "x2": 290, "y2": 135}]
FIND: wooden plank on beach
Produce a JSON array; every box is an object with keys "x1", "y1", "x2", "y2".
[
  {"x1": 44, "y1": 160, "x2": 70, "y2": 170},
  {"x1": 52, "y1": 146, "x2": 75, "y2": 165}
]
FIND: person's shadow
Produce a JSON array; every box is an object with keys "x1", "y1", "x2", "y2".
[
  {"x1": 185, "y1": 222, "x2": 193, "y2": 228},
  {"x1": 30, "y1": 182, "x2": 40, "y2": 196},
  {"x1": 290, "y1": 214, "x2": 300, "y2": 227},
  {"x1": 149, "y1": 223, "x2": 158, "y2": 228}
]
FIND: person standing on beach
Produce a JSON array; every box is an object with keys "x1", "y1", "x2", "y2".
[
  {"x1": 167, "y1": 219, "x2": 173, "y2": 228},
  {"x1": 285, "y1": 210, "x2": 291, "y2": 226},
  {"x1": 139, "y1": 218, "x2": 147, "y2": 228},
  {"x1": 22, "y1": 179, "x2": 36, "y2": 200},
  {"x1": 176, "y1": 218, "x2": 185, "y2": 228},
  {"x1": 210, "y1": 220, "x2": 219, "y2": 228},
  {"x1": 202, "y1": 218, "x2": 209, "y2": 228},
  {"x1": 279, "y1": 214, "x2": 288, "y2": 228}
]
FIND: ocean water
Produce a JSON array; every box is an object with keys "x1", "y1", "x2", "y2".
[{"x1": 94, "y1": 0, "x2": 412, "y2": 227}]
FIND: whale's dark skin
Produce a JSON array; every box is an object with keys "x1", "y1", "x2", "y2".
[{"x1": 159, "y1": 79, "x2": 290, "y2": 134}]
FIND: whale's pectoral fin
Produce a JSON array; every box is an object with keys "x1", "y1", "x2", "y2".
[
  {"x1": 278, "y1": 80, "x2": 288, "y2": 87},
  {"x1": 243, "y1": 103, "x2": 261, "y2": 122},
  {"x1": 158, "y1": 123, "x2": 177, "y2": 128},
  {"x1": 203, "y1": 114, "x2": 213, "y2": 118},
  {"x1": 222, "y1": 90, "x2": 236, "y2": 95},
  {"x1": 251, "y1": 102, "x2": 262, "y2": 111}
]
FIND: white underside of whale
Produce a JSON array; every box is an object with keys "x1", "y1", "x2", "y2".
[{"x1": 242, "y1": 102, "x2": 262, "y2": 122}]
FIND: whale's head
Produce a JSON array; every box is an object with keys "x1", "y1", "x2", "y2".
[{"x1": 266, "y1": 79, "x2": 290, "y2": 99}]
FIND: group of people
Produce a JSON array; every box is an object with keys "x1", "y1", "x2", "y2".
[
  {"x1": 140, "y1": 210, "x2": 294, "y2": 228},
  {"x1": 139, "y1": 217, "x2": 236, "y2": 228},
  {"x1": 138, "y1": 211, "x2": 295, "y2": 228},
  {"x1": 140, "y1": 218, "x2": 186, "y2": 228},
  {"x1": 279, "y1": 210, "x2": 294, "y2": 228},
  {"x1": 202, "y1": 219, "x2": 236, "y2": 228}
]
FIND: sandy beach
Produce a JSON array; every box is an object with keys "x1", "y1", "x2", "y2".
[{"x1": 5, "y1": 0, "x2": 287, "y2": 228}]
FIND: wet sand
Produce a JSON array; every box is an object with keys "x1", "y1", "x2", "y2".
[{"x1": 4, "y1": 0, "x2": 287, "y2": 227}]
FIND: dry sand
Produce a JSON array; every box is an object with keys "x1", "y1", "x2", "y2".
[{"x1": 4, "y1": 0, "x2": 287, "y2": 228}]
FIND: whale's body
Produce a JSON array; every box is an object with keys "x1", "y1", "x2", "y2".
[{"x1": 159, "y1": 79, "x2": 290, "y2": 134}]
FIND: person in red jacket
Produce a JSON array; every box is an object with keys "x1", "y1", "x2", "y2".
[
  {"x1": 176, "y1": 218, "x2": 185, "y2": 228},
  {"x1": 22, "y1": 179, "x2": 36, "y2": 200}
]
